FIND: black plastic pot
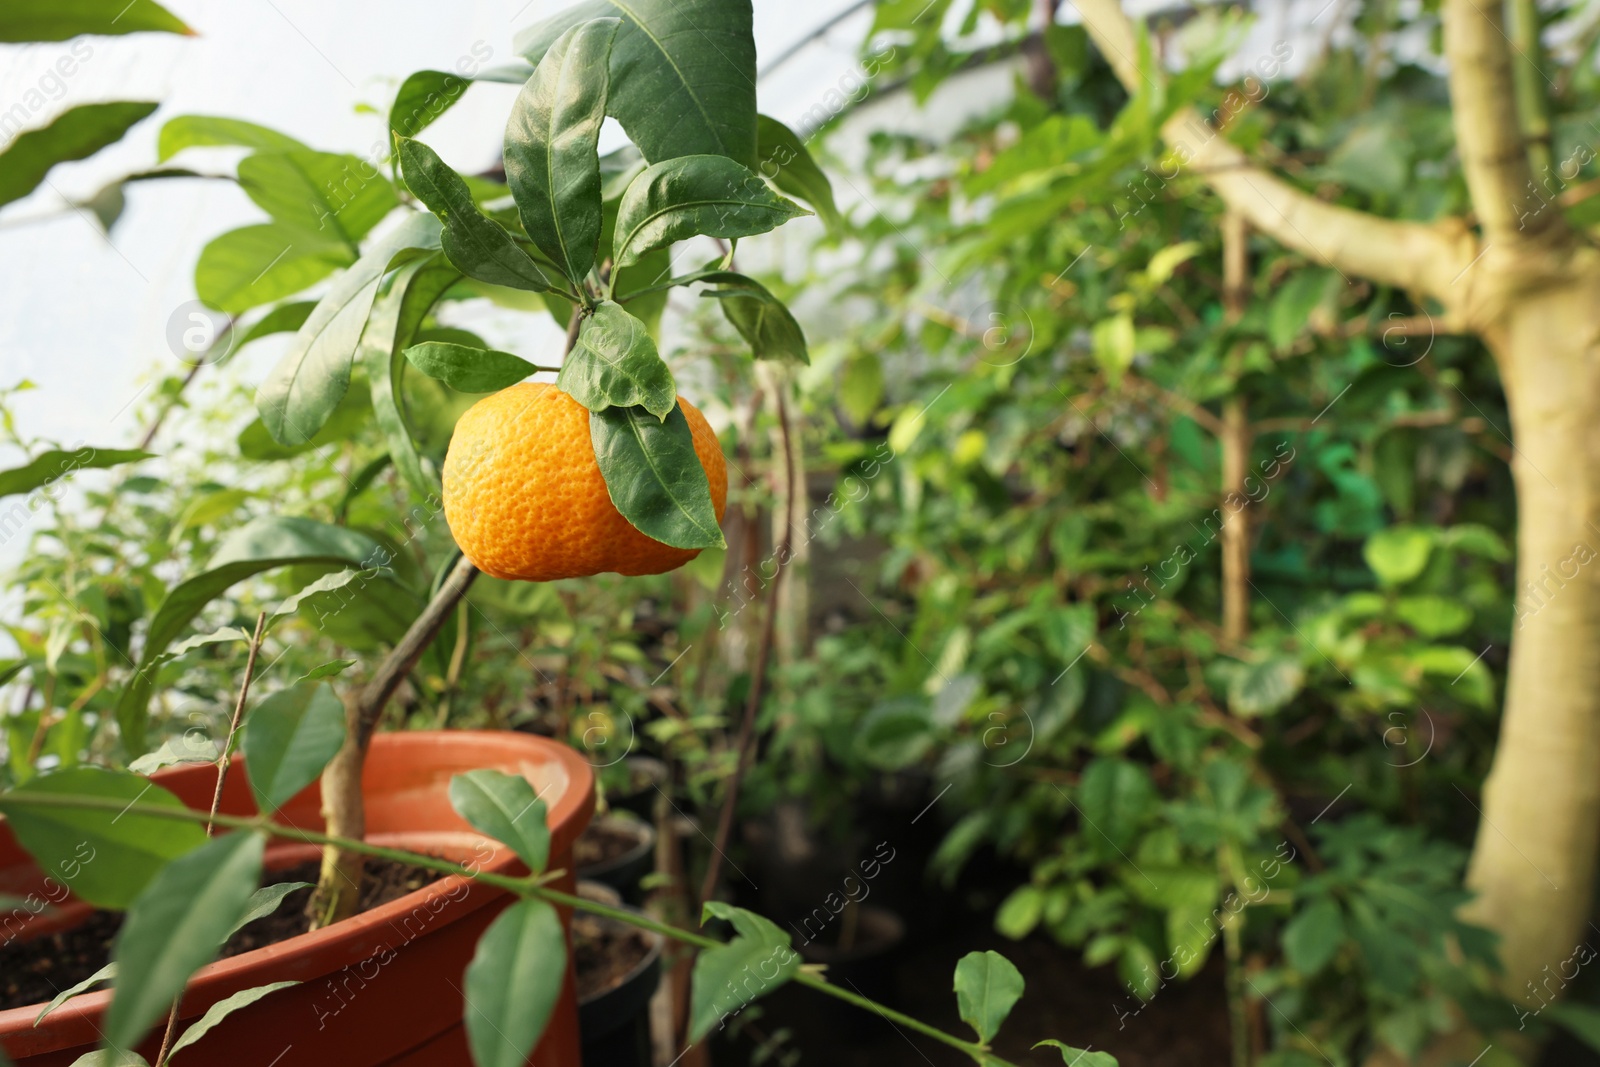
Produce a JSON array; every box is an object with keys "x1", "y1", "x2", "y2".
[
  {"x1": 576, "y1": 814, "x2": 656, "y2": 904},
  {"x1": 575, "y1": 882, "x2": 663, "y2": 1067},
  {"x1": 794, "y1": 905, "x2": 905, "y2": 1038},
  {"x1": 609, "y1": 756, "x2": 668, "y2": 820}
]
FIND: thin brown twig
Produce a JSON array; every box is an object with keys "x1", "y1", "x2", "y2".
[{"x1": 154, "y1": 610, "x2": 267, "y2": 1067}]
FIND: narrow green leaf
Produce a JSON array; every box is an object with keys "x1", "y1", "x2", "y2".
[
  {"x1": 695, "y1": 272, "x2": 808, "y2": 364},
  {"x1": 228, "y1": 882, "x2": 313, "y2": 938},
  {"x1": 0, "y1": 447, "x2": 151, "y2": 499},
  {"x1": 238, "y1": 301, "x2": 316, "y2": 348},
  {"x1": 515, "y1": 0, "x2": 756, "y2": 165},
  {"x1": 271, "y1": 566, "x2": 379, "y2": 619},
  {"x1": 756, "y1": 114, "x2": 842, "y2": 233},
  {"x1": 0, "y1": 0, "x2": 191, "y2": 41},
  {"x1": 448, "y1": 769, "x2": 550, "y2": 874},
  {"x1": 297, "y1": 660, "x2": 355, "y2": 682},
  {"x1": 390, "y1": 70, "x2": 475, "y2": 140},
  {"x1": 612, "y1": 154, "x2": 807, "y2": 269},
  {"x1": 242, "y1": 683, "x2": 346, "y2": 814},
  {"x1": 115, "y1": 516, "x2": 384, "y2": 752},
  {"x1": 1035, "y1": 1041, "x2": 1118, "y2": 1067},
  {"x1": 505, "y1": 17, "x2": 620, "y2": 284},
  {"x1": 34, "y1": 963, "x2": 116, "y2": 1025},
  {"x1": 561, "y1": 301, "x2": 675, "y2": 417},
  {"x1": 167, "y1": 981, "x2": 299, "y2": 1059},
  {"x1": 158, "y1": 116, "x2": 307, "y2": 161},
  {"x1": 591, "y1": 404, "x2": 725, "y2": 550},
  {"x1": 689, "y1": 902, "x2": 800, "y2": 1041},
  {"x1": 106, "y1": 832, "x2": 265, "y2": 1052},
  {"x1": 0, "y1": 102, "x2": 157, "y2": 209},
  {"x1": 196, "y1": 223, "x2": 353, "y2": 315},
  {"x1": 255, "y1": 210, "x2": 441, "y2": 446},
  {"x1": 365, "y1": 255, "x2": 459, "y2": 499},
  {"x1": 127, "y1": 735, "x2": 219, "y2": 776},
  {"x1": 65, "y1": 1051, "x2": 147, "y2": 1067},
  {"x1": 0, "y1": 768, "x2": 206, "y2": 909},
  {"x1": 404, "y1": 342, "x2": 537, "y2": 393},
  {"x1": 954, "y1": 949, "x2": 1025, "y2": 1044},
  {"x1": 1283, "y1": 897, "x2": 1346, "y2": 976},
  {"x1": 463, "y1": 899, "x2": 567, "y2": 1067},
  {"x1": 237, "y1": 150, "x2": 398, "y2": 247},
  {"x1": 397, "y1": 138, "x2": 552, "y2": 293}
]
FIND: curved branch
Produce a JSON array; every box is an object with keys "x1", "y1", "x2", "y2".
[{"x1": 1070, "y1": 0, "x2": 1472, "y2": 302}]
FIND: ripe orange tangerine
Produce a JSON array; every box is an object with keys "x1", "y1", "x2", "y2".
[{"x1": 442, "y1": 383, "x2": 728, "y2": 582}]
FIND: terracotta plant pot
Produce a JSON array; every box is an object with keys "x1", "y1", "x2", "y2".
[{"x1": 0, "y1": 731, "x2": 595, "y2": 1066}]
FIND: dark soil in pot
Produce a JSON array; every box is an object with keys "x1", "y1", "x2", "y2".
[
  {"x1": 604, "y1": 756, "x2": 667, "y2": 821},
  {"x1": 575, "y1": 815, "x2": 655, "y2": 903},
  {"x1": 574, "y1": 882, "x2": 661, "y2": 1067},
  {"x1": 0, "y1": 857, "x2": 446, "y2": 1010}
]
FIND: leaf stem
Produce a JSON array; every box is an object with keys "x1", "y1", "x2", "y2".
[{"x1": 1, "y1": 792, "x2": 1019, "y2": 1066}]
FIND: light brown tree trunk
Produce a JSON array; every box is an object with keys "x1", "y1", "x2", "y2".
[{"x1": 1462, "y1": 267, "x2": 1600, "y2": 998}]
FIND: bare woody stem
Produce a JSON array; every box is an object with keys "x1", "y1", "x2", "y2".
[
  {"x1": 155, "y1": 610, "x2": 267, "y2": 1067},
  {"x1": 698, "y1": 383, "x2": 797, "y2": 907}
]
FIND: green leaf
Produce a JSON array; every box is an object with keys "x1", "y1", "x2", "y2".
[
  {"x1": 0, "y1": 447, "x2": 151, "y2": 498},
  {"x1": 463, "y1": 899, "x2": 567, "y2": 1067},
  {"x1": 34, "y1": 963, "x2": 116, "y2": 1025},
  {"x1": 696, "y1": 273, "x2": 808, "y2": 364},
  {"x1": 66, "y1": 1050, "x2": 148, "y2": 1066},
  {"x1": 756, "y1": 114, "x2": 841, "y2": 233},
  {"x1": 255, "y1": 210, "x2": 441, "y2": 446},
  {"x1": 0, "y1": 0, "x2": 188, "y2": 40},
  {"x1": 367, "y1": 255, "x2": 461, "y2": 499},
  {"x1": 447, "y1": 769, "x2": 551, "y2": 874},
  {"x1": 0, "y1": 768, "x2": 207, "y2": 909},
  {"x1": 405, "y1": 341, "x2": 537, "y2": 393},
  {"x1": 516, "y1": 0, "x2": 756, "y2": 166},
  {"x1": 237, "y1": 150, "x2": 399, "y2": 247},
  {"x1": 0, "y1": 102, "x2": 158, "y2": 209},
  {"x1": 1548, "y1": 1003, "x2": 1600, "y2": 1054},
  {"x1": 505, "y1": 18, "x2": 621, "y2": 284},
  {"x1": 1364, "y1": 526, "x2": 1433, "y2": 586},
  {"x1": 1035, "y1": 1041, "x2": 1119, "y2": 1067},
  {"x1": 591, "y1": 403, "x2": 725, "y2": 550},
  {"x1": 229, "y1": 881, "x2": 314, "y2": 937},
  {"x1": 158, "y1": 115, "x2": 307, "y2": 161},
  {"x1": 127, "y1": 735, "x2": 219, "y2": 775},
  {"x1": 236, "y1": 382, "x2": 370, "y2": 461},
  {"x1": 390, "y1": 70, "x2": 475, "y2": 141},
  {"x1": 995, "y1": 885, "x2": 1044, "y2": 940},
  {"x1": 562, "y1": 301, "x2": 676, "y2": 417},
  {"x1": 271, "y1": 566, "x2": 380, "y2": 620},
  {"x1": 397, "y1": 138, "x2": 552, "y2": 293},
  {"x1": 1283, "y1": 897, "x2": 1345, "y2": 976},
  {"x1": 1075, "y1": 759, "x2": 1155, "y2": 851},
  {"x1": 612, "y1": 155, "x2": 807, "y2": 269},
  {"x1": 1226, "y1": 657, "x2": 1304, "y2": 717},
  {"x1": 1395, "y1": 595, "x2": 1473, "y2": 638},
  {"x1": 954, "y1": 950, "x2": 1024, "y2": 1044},
  {"x1": 166, "y1": 981, "x2": 299, "y2": 1059},
  {"x1": 690, "y1": 902, "x2": 800, "y2": 1041},
  {"x1": 196, "y1": 223, "x2": 354, "y2": 315},
  {"x1": 106, "y1": 832, "x2": 265, "y2": 1052},
  {"x1": 239, "y1": 301, "x2": 316, "y2": 348},
  {"x1": 242, "y1": 682, "x2": 346, "y2": 814},
  {"x1": 297, "y1": 659, "x2": 356, "y2": 682},
  {"x1": 115, "y1": 516, "x2": 384, "y2": 752}
]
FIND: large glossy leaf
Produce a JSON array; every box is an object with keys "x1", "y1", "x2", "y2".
[
  {"x1": 241, "y1": 682, "x2": 346, "y2": 814},
  {"x1": 106, "y1": 832, "x2": 265, "y2": 1051},
  {"x1": 505, "y1": 18, "x2": 620, "y2": 285},
  {"x1": 561, "y1": 300, "x2": 675, "y2": 417},
  {"x1": 167, "y1": 981, "x2": 299, "y2": 1059},
  {"x1": 463, "y1": 900, "x2": 567, "y2": 1067},
  {"x1": 516, "y1": 0, "x2": 756, "y2": 165},
  {"x1": 158, "y1": 116, "x2": 307, "y2": 161},
  {"x1": 238, "y1": 150, "x2": 399, "y2": 248},
  {"x1": 756, "y1": 114, "x2": 841, "y2": 234},
  {"x1": 689, "y1": 902, "x2": 799, "y2": 1041},
  {"x1": 390, "y1": 70, "x2": 474, "y2": 141},
  {"x1": 0, "y1": 447, "x2": 151, "y2": 499},
  {"x1": 255, "y1": 210, "x2": 441, "y2": 446},
  {"x1": 0, "y1": 102, "x2": 158, "y2": 209},
  {"x1": 236, "y1": 383, "x2": 370, "y2": 461},
  {"x1": 953, "y1": 949, "x2": 1025, "y2": 1044},
  {"x1": 0, "y1": 1, "x2": 191, "y2": 40},
  {"x1": 0, "y1": 768, "x2": 207, "y2": 909},
  {"x1": 591, "y1": 404, "x2": 724, "y2": 550},
  {"x1": 448, "y1": 769, "x2": 551, "y2": 874},
  {"x1": 693, "y1": 272, "x2": 807, "y2": 364},
  {"x1": 404, "y1": 342, "x2": 537, "y2": 393},
  {"x1": 397, "y1": 138, "x2": 553, "y2": 293},
  {"x1": 195, "y1": 223, "x2": 353, "y2": 314},
  {"x1": 611, "y1": 155, "x2": 806, "y2": 269},
  {"x1": 363, "y1": 256, "x2": 449, "y2": 499},
  {"x1": 114, "y1": 516, "x2": 385, "y2": 752}
]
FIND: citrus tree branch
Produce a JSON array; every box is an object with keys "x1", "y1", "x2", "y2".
[
  {"x1": 1443, "y1": 0, "x2": 1567, "y2": 248},
  {"x1": 1069, "y1": 0, "x2": 1472, "y2": 301}
]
